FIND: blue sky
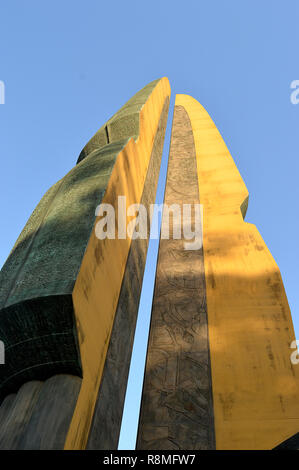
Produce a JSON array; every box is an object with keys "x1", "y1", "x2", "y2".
[{"x1": 0, "y1": 0, "x2": 298, "y2": 449}]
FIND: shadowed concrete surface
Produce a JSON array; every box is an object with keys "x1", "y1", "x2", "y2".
[
  {"x1": 0, "y1": 375, "x2": 81, "y2": 449},
  {"x1": 137, "y1": 105, "x2": 215, "y2": 450}
]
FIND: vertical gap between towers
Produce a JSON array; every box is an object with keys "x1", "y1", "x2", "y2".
[{"x1": 117, "y1": 96, "x2": 175, "y2": 450}]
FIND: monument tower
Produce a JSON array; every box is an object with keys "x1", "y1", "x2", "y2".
[{"x1": 0, "y1": 79, "x2": 298, "y2": 449}]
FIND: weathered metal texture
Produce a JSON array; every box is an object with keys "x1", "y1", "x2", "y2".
[
  {"x1": 0, "y1": 78, "x2": 169, "y2": 404},
  {"x1": 0, "y1": 295, "x2": 82, "y2": 401},
  {"x1": 86, "y1": 97, "x2": 170, "y2": 450},
  {"x1": 0, "y1": 375, "x2": 81, "y2": 450},
  {"x1": 77, "y1": 79, "x2": 162, "y2": 164},
  {"x1": 137, "y1": 105, "x2": 215, "y2": 450}
]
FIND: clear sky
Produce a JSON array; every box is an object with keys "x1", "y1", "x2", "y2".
[{"x1": 0, "y1": 0, "x2": 298, "y2": 449}]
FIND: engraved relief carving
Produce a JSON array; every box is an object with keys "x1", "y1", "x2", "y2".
[{"x1": 137, "y1": 106, "x2": 215, "y2": 450}]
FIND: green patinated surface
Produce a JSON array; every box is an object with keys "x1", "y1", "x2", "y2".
[
  {"x1": 77, "y1": 79, "x2": 160, "y2": 163},
  {"x1": 0, "y1": 79, "x2": 165, "y2": 401},
  {"x1": 0, "y1": 140, "x2": 128, "y2": 308}
]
